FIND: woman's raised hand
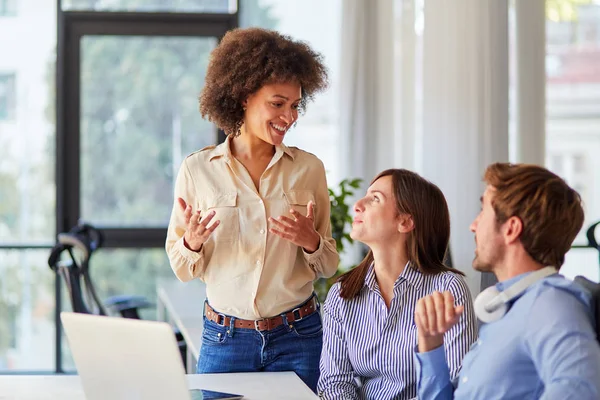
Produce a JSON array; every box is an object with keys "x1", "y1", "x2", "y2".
[
  {"x1": 178, "y1": 197, "x2": 220, "y2": 251},
  {"x1": 269, "y1": 201, "x2": 320, "y2": 253}
]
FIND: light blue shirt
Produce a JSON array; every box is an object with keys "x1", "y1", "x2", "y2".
[{"x1": 415, "y1": 272, "x2": 600, "y2": 400}]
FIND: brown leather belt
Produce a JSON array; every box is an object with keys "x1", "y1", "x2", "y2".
[{"x1": 204, "y1": 296, "x2": 318, "y2": 331}]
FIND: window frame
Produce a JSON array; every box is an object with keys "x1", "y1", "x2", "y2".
[{"x1": 51, "y1": 3, "x2": 237, "y2": 373}]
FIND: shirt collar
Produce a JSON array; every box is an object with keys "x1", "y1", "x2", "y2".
[
  {"x1": 363, "y1": 261, "x2": 424, "y2": 292},
  {"x1": 208, "y1": 135, "x2": 295, "y2": 162},
  {"x1": 398, "y1": 262, "x2": 425, "y2": 290},
  {"x1": 495, "y1": 270, "x2": 537, "y2": 292},
  {"x1": 278, "y1": 141, "x2": 295, "y2": 160},
  {"x1": 364, "y1": 263, "x2": 377, "y2": 291}
]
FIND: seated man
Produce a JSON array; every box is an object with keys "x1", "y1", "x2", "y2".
[{"x1": 414, "y1": 162, "x2": 600, "y2": 399}]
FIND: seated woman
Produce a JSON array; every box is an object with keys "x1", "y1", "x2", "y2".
[{"x1": 318, "y1": 169, "x2": 477, "y2": 400}]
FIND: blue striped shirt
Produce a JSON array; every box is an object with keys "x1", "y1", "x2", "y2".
[{"x1": 318, "y1": 263, "x2": 477, "y2": 400}]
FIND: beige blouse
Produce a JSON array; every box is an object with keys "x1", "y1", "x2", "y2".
[{"x1": 166, "y1": 136, "x2": 339, "y2": 319}]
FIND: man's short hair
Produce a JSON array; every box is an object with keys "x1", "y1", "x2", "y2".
[{"x1": 484, "y1": 163, "x2": 584, "y2": 267}]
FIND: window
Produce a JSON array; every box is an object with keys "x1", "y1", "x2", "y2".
[
  {"x1": 78, "y1": 35, "x2": 218, "y2": 227},
  {"x1": 6, "y1": 0, "x2": 344, "y2": 373},
  {"x1": 0, "y1": 0, "x2": 16, "y2": 16},
  {"x1": 0, "y1": 74, "x2": 16, "y2": 120},
  {"x1": 0, "y1": 250, "x2": 55, "y2": 370},
  {"x1": 0, "y1": 0, "x2": 56, "y2": 372},
  {"x1": 0, "y1": 0, "x2": 239, "y2": 373},
  {"x1": 53, "y1": 0, "x2": 245, "y2": 372},
  {"x1": 545, "y1": 0, "x2": 600, "y2": 281}
]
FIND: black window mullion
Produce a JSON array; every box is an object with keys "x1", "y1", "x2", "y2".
[
  {"x1": 61, "y1": 17, "x2": 82, "y2": 234},
  {"x1": 67, "y1": 11, "x2": 236, "y2": 36},
  {"x1": 96, "y1": 228, "x2": 168, "y2": 248}
]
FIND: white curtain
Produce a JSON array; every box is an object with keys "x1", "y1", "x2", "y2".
[
  {"x1": 515, "y1": 0, "x2": 546, "y2": 165},
  {"x1": 339, "y1": 0, "x2": 395, "y2": 186},
  {"x1": 339, "y1": 0, "x2": 395, "y2": 266},
  {"x1": 421, "y1": 0, "x2": 510, "y2": 295},
  {"x1": 339, "y1": 0, "x2": 514, "y2": 294}
]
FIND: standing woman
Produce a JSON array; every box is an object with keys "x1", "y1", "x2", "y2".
[
  {"x1": 165, "y1": 28, "x2": 339, "y2": 392},
  {"x1": 318, "y1": 169, "x2": 477, "y2": 399}
]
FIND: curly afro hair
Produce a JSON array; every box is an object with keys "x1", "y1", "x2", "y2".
[{"x1": 199, "y1": 27, "x2": 329, "y2": 136}]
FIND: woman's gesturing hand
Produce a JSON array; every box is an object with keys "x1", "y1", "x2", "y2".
[
  {"x1": 178, "y1": 197, "x2": 220, "y2": 252},
  {"x1": 269, "y1": 201, "x2": 320, "y2": 253}
]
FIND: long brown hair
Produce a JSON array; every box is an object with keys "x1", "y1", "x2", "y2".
[
  {"x1": 338, "y1": 169, "x2": 463, "y2": 299},
  {"x1": 484, "y1": 163, "x2": 584, "y2": 268}
]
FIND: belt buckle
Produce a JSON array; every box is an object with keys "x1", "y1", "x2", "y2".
[
  {"x1": 292, "y1": 307, "x2": 303, "y2": 322},
  {"x1": 215, "y1": 313, "x2": 226, "y2": 326},
  {"x1": 254, "y1": 319, "x2": 265, "y2": 331}
]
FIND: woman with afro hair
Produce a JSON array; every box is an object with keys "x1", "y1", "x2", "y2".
[{"x1": 165, "y1": 27, "x2": 339, "y2": 391}]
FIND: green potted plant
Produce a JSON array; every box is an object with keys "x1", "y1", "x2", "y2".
[{"x1": 315, "y1": 177, "x2": 363, "y2": 302}]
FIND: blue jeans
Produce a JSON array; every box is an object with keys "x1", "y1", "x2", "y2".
[{"x1": 196, "y1": 300, "x2": 323, "y2": 393}]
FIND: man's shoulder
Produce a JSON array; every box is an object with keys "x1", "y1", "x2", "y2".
[
  {"x1": 534, "y1": 275, "x2": 591, "y2": 306},
  {"x1": 526, "y1": 275, "x2": 594, "y2": 324}
]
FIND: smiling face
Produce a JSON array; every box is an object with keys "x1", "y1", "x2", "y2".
[
  {"x1": 242, "y1": 82, "x2": 301, "y2": 145},
  {"x1": 350, "y1": 175, "x2": 405, "y2": 247}
]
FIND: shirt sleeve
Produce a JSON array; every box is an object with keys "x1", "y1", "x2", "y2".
[
  {"x1": 415, "y1": 274, "x2": 476, "y2": 400},
  {"x1": 415, "y1": 345, "x2": 455, "y2": 400},
  {"x1": 526, "y1": 286, "x2": 600, "y2": 400},
  {"x1": 165, "y1": 158, "x2": 208, "y2": 282},
  {"x1": 318, "y1": 284, "x2": 359, "y2": 399},
  {"x1": 302, "y1": 159, "x2": 339, "y2": 279},
  {"x1": 444, "y1": 275, "x2": 478, "y2": 379}
]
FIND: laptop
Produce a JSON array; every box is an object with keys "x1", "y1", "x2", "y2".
[{"x1": 61, "y1": 312, "x2": 243, "y2": 400}]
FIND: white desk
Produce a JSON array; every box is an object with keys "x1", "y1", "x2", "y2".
[
  {"x1": 156, "y1": 278, "x2": 206, "y2": 372},
  {"x1": 0, "y1": 372, "x2": 318, "y2": 400}
]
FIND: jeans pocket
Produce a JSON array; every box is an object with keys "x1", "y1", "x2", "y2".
[
  {"x1": 291, "y1": 311, "x2": 323, "y2": 338},
  {"x1": 201, "y1": 319, "x2": 229, "y2": 346}
]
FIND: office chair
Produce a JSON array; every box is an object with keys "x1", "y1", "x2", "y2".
[
  {"x1": 48, "y1": 222, "x2": 153, "y2": 316},
  {"x1": 48, "y1": 222, "x2": 187, "y2": 363},
  {"x1": 586, "y1": 221, "x2": 600, "y2": 269},
  {"x1": 575, "y1": 220, "x2": 600, "y2": 343},
  {"x1": 573, "y1": 275, "x2": 600, "y2": 343}
]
